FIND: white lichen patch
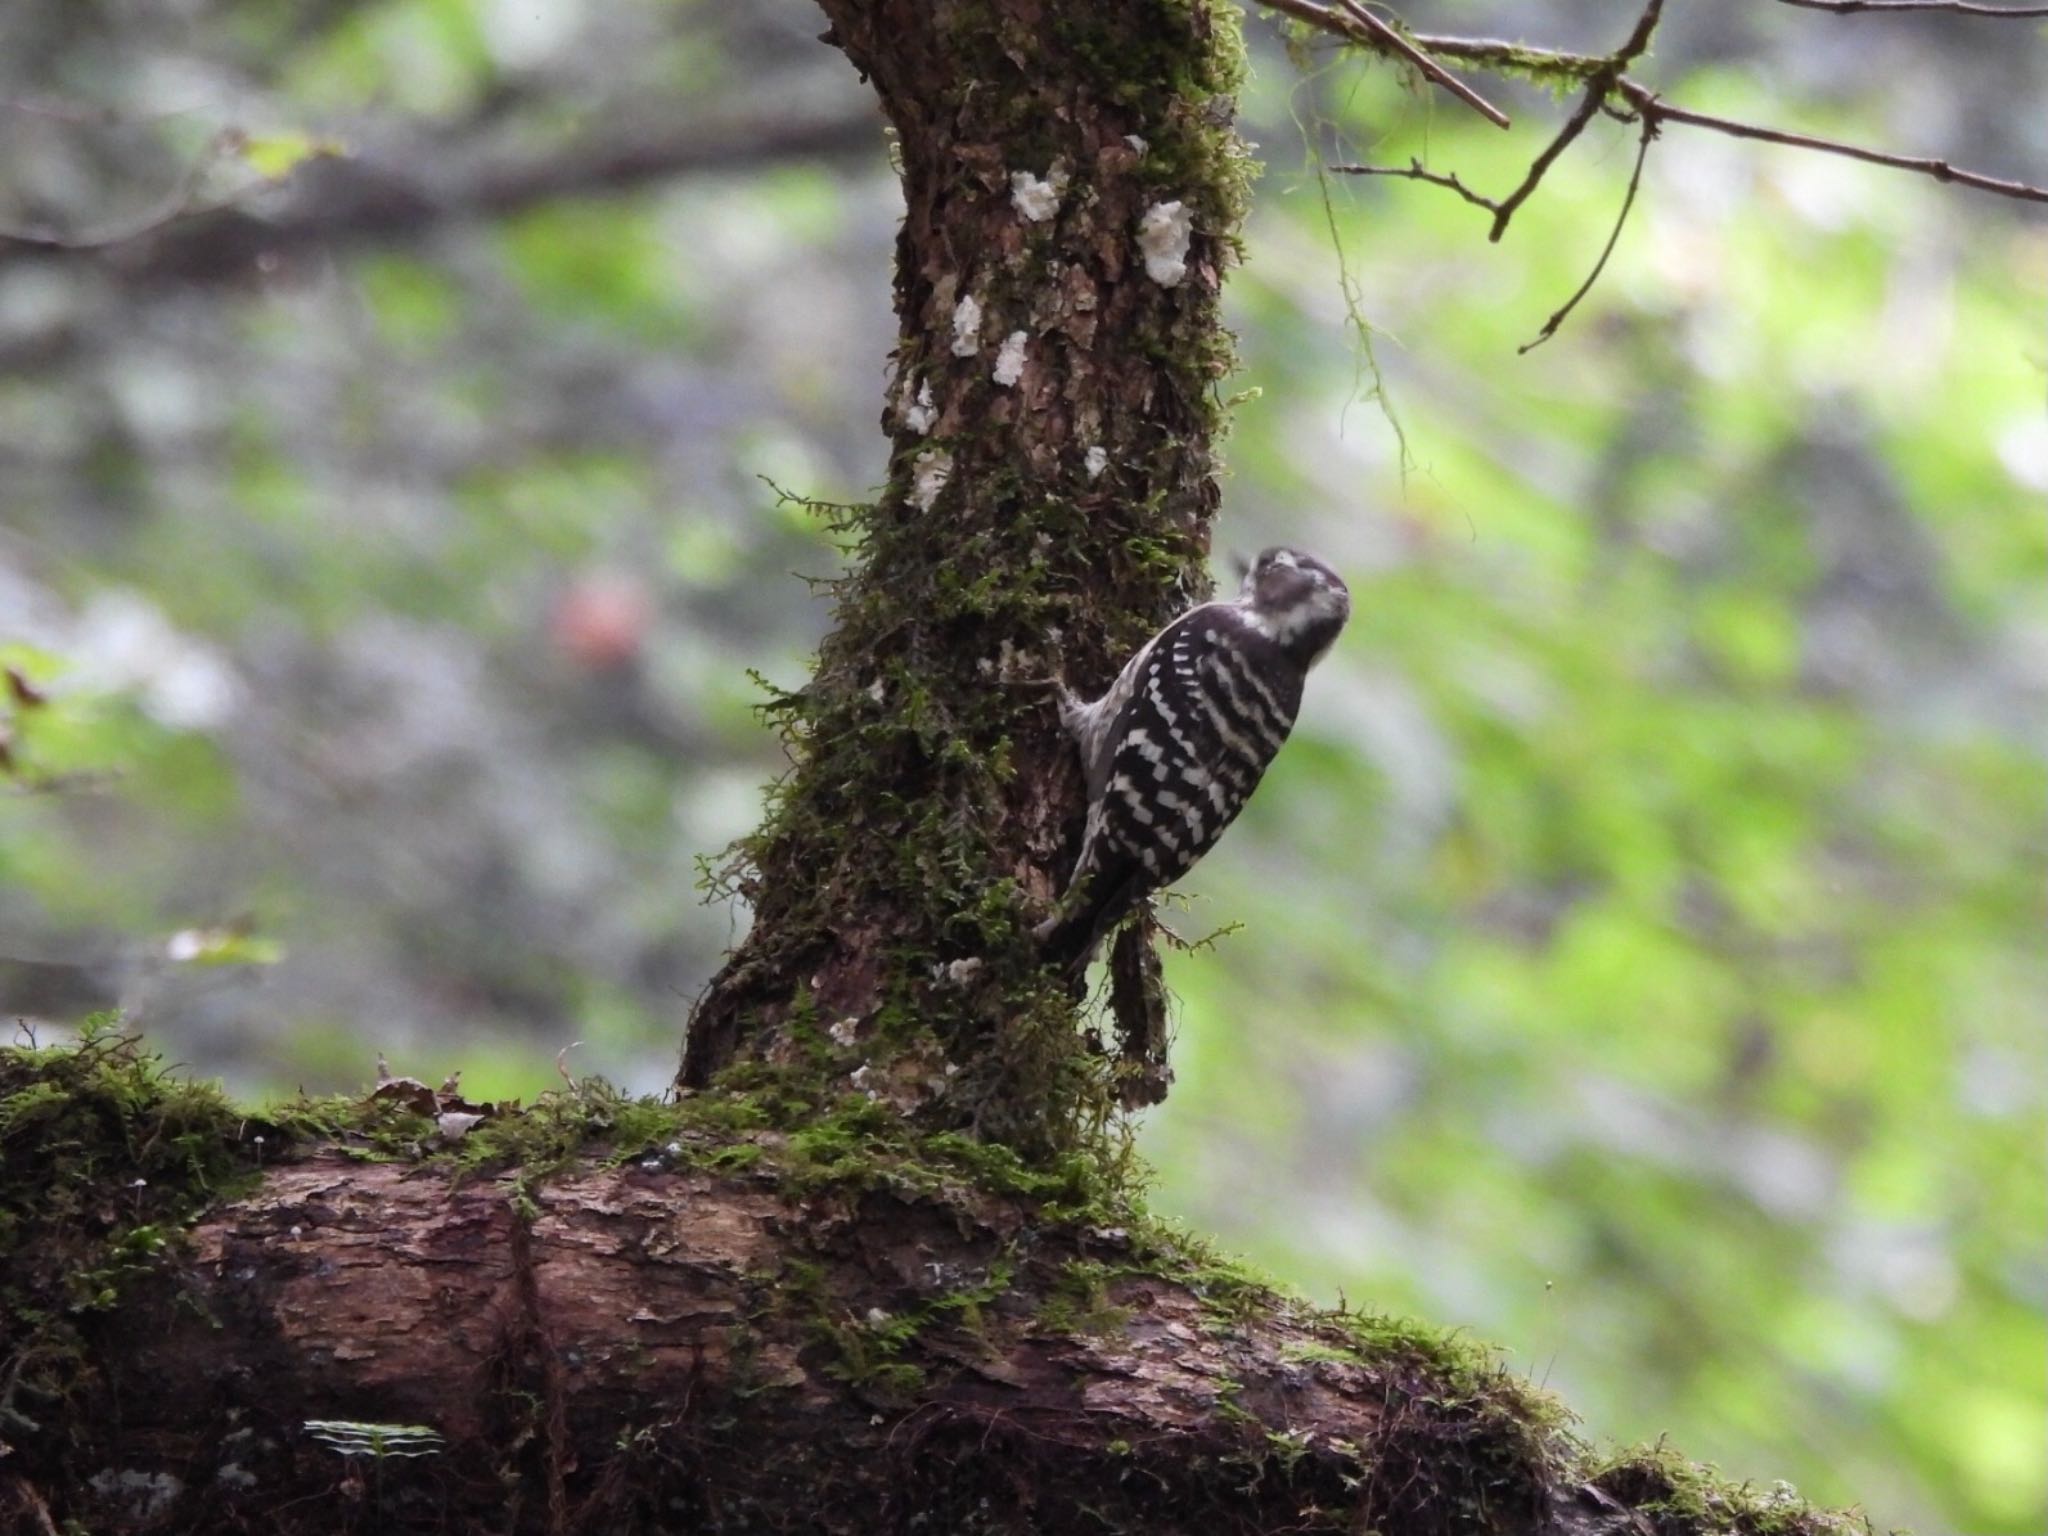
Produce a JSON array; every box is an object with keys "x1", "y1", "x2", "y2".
[
  {"x1": 1137, "y1": 200, "x2": 1194, "y2": 287},
  {"x1": 89, "y1": 1471, "x2": 185, "y2": 1521},
  {"x1": 904, "y1": 378, "x2": 936, "y2": 434},
  {"x1": 992, "y1": 331, "x2": 1028, "y2": 388},
  {"x1": 931, "y1": 956, "x2": 985, "y2": 986},
  {"x1": 1010, "y1": 166, "x2": 1068, "y2": 222},
  {"x1": 979, "y1": 637, "x2": 1042, "y2": 683},
  {"x1": 910, "y1": 449, "x2": 953, "y2": 511},
  {"x1": 950, "y1": 293, "x2": 982, "y2": 357},
  {"x1": 1084, "y1": 444, "x2": 1109, "y2": 480}
]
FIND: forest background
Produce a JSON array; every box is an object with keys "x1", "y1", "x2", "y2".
[{"x1": 1, "y1": 2, "x2": 2042, "y2": 1530}]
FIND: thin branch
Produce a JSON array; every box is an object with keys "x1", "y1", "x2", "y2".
[
  {"x1": 1259, "y1": 0, "x2": 2048, "y2": 212},
  {"x1": 1330, "y1": 157, "x2": 1503, "y2": 214},
  {"x1": 1519, "y1": 114, "x2": 1656, "y2": 354},
  {"x1": 1330, "y1": 0, "x2": 1511, "y2": 128},
  {"x1": 1486, "y1": 88, "x2": 1604, "y2": 241},
  {"x1": 1778, "y1": 0, "x2": 2048, "y2": 15},
  {"x1": 0, "y1": 102, "x2": 882, "y2": 280},
  {"x1": 1259, "y1": 0, "x2": 1610, "y2": 82},
  {"x1": 1258, "y1": 0, "x2": 2048, "y2": 358},
  {"x1": 1406, "y1": 32, "x2": 1609, "y2": 79},
  {"x1": 0, "y1": 134, "x2": 228, "y2": 251},
  {"x1": 2, "y1": 95, "x2": 209, "y2": 128},
  {"x1": 1486, "y1": 0, "x2": 1663, "y2": 241},
  {"x1": 1607, "y1": 0, "x2": 1669, "y2": 73},
  {"x1": 1614, "y1": 79, "x2": 2048, "y2": 204}
]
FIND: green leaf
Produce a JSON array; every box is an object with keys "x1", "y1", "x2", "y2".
[{"x1": 237, "y1": 131, "x2": 347, "y2": 182}]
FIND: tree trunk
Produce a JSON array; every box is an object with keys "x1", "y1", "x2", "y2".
[{"x1": 679, "y1": 0, "x2": 1249, "y2": 1153}]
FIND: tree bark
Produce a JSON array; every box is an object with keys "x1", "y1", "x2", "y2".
[
  {"x1": 0, "y1": 1036, "x2": 1870, "y2": 1536},
  {"x1": 36, "y1": 1157, "x2": 1476, "y2": 1532},
  {"x1": 0, "y1": 1139, "x2": 1663, "y2": 1536}
]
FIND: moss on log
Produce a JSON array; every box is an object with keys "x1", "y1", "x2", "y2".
[{"x1": 0, "y1": 1033, "x2": 1873, "y2": 1536}]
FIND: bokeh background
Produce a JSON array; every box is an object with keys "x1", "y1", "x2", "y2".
[{"x1": 2, "y1": 3, "x2": 2042, "y2": 1529}]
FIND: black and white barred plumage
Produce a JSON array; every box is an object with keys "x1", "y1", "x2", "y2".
[{"x1": 1037, "y1": 547, "x2": 1351, "y2": 972}]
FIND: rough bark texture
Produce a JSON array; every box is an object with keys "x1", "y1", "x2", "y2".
[
  {"x1": 679, "y1": 0, "x2": 1251, "y2": 1149},
  {"x1": 0, "y1": 1137, "x2": 1771, "y2": 1536},
  {"x1": 0, "y1": 1039, "x2": 1867, "y2": 1536},
  {"x1": 29, "y1": 1156, "x2": 1552, "y2": 1534}
]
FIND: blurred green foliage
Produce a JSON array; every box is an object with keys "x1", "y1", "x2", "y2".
[
  {"x1": 1149, "y1": 57, "x2": 2046, "y2": 1536},
  {"x1": 0, "y1": 4, "x2": 2041, "y2": 1532}
]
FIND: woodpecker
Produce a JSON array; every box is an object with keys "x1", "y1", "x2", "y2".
[{"x1": 1037, "y1": 547, "x2": 1351, "y2": 972}]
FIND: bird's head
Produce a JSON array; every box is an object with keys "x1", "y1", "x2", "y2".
[{"x1": 1238, "y1": 546, "x2": 1350, "y2": 666}]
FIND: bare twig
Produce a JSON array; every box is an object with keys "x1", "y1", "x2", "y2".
[
  {"x1": 1258, "y1": 0, "x2": 2048, "y2": 212},
  {"x1": 0, "y1": 102, "x2": 882, "y2": 279},
  {"x1": 1254, "y1": 0, "x2": 2048, "y2": 355},
  {"x1": 1487, "y1": 0, "x2": 1664, "y2": 241},
  {"x1": 1614, "y1": 79, "x2": 2048, "y2": 204},
  {"x1": 1331, "y1": 0, "x2": 1511, "y2": 128},
  {"x1": 1330, "y1": 157, "x2": 1503, "y2": 214},
  {"x1": 1486, "y1": 90, "x2": 1605, "y2": 241},
  {"x1": 1519, "y1": 114, "x2": 1656, "y2": 353},
  {"x1": 1, "y1": 95, "x2": 225, "y2": 131},
  {"x1": 1605, "y1": 3, "x2": 1669, "y2": 86},
  {"x1": 0, "y1": 133, "x2": 229, "y2": 251},
  {"x1": 1779, "y1": 0, "x2": 2048, "y2": 15}
]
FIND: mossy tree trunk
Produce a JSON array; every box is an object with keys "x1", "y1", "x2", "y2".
[{"x1": 679, "y1": 0, "x2": 1250, "y2": 1152}]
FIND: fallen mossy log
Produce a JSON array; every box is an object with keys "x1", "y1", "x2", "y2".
[{"x1": 0, "y1": 1030, "x2": 1871, "y2": 1536}]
